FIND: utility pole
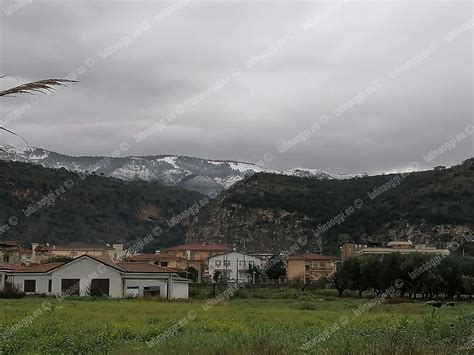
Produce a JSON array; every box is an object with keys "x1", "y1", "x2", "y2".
[
  {"x1": 236, "y1": 258, "x2": 239, "y2": 282},
  {"x1": 317, "y1": 234, "x2": 323, "y2": 255}
]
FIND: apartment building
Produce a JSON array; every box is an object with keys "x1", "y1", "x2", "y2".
[
  {"x1": 287, "y1": 253, "x2": 339, "y2": 281},
  {"x1": 341, "y1": 241, "x2": 450, "y2": 262}
]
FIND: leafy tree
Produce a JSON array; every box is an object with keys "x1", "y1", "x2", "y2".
[
  {"x1": 264, "y1": 256, "x2": 286, "y2": 280},
  {"x1": 331, "y1": 264, "x2": 351, "y2": 296},
  {"x1": 461, "y1": 276, "x2": 474, "y2": 297},
  {"x1": 343, "y1": 257, "x2": 366, "y2": 296}
]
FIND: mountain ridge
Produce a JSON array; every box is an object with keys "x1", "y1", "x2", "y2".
[{"x1": 0, "y1": 145, "x2": 367, "y2": 195}]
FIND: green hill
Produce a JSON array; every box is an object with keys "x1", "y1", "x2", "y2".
[
  {"x1": 0, "y1": 160, "x2": 204, "y2": 251},
  {"x1": 187, "y1": 158, "x2": 474, "y2": 256}
]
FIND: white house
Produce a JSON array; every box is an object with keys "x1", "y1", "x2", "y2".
[
  {"x1": 1, "y1": 254, "x2": 190, "y2": 299},
  {"x1": 208, "y1": 251, "x2": 263, "y2": 283}
]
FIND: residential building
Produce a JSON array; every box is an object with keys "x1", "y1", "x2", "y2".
[
  {"x1": 164, "y1": 243, "x2": 233, "y2": 281},
  {"x1": 287, "y1": 253, "x2": 339, "y2": 281},
  {"x1": 125, "y1": 253, "x2": 186, "y2": 270},
  {"x1": 0, "y1": 240, "x2": 19, "y2": 264},
  {"x1": 341, "y1": 241, "x2": 450, "y2": 262},
  {"x1": 208, "y1": 251, "x2": 263, "y2": 283},
  {"x1": 1, "y1": 254, "x2": 190, "y2": 299},
  {"x1": 31, "y1": 243, "x2": 125, "y2": 264}
]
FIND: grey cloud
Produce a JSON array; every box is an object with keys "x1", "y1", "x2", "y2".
[{"x1": 0, "y1": 0, "x2": 472, "y2": 175}]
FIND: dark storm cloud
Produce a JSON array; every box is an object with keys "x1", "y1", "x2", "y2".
[{"x1": 0, "y1": 0, "x2": 472, "y2": 175}]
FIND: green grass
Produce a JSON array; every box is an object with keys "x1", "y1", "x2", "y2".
[{"x1": 0, "y1": 296, "x2": 472, "y2": 354}]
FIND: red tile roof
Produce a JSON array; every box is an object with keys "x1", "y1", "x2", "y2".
[
  {"x1": 13, "y1": 262, "x2": 64, "y2": 273},
  {"x1": 0, "y1": 262, "x2": 23, "y2": 270},
  {"x1": 34, "y1": 245, "x2": 52, "y2": 252},
  {"x1": 126, "y1": 253, "x2": 183, "y2": 261},
  {"x1": 53, "y1": 247, "x2": 113, "y2": 251},
  {"x1": 165, "y1": 243, "x2": 232, "y2": 252},
  {"x1": 289, "y1": 253, "x2": 339, "y2": 261},
  {"x1": 117, "y1": 262, "x2": 177, "y2": 273},
  {"x1": 0, "y1": 240, "x2": 20, "y2": 246},
  {"x1": 8, "y1": 255, "x2": 181, "y2": 275},
  {"x1": 83, "y1": 255, "x2": 125, "y2": 272}
]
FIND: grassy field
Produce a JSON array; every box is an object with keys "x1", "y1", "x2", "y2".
[{"x1": 0, "y1": 296, "x2": 472, "y2": 354}]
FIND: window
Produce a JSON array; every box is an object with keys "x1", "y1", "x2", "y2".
[
  {"x1": 224, "y1": 260, "x2": 230, "y2": 267},
  {"x1": 144, "y1": 286, "x2": 160, "y2": 297},
  {"x1": 61, "y1": 279, "x2": 80, "y2": 295},
  {"x1": 160, "y1": 261, "x2": 168, "y2": 267},
  {"x1": 305, "y1": 264, "x2": 310, "y2": 271},
  {"x1": 126, "y1": 287, "x2": 139, "y2": 298},
  {"x1": 239, "y1": 260, "x2": 245, "y2": 266},
  {"x1": 48, "y1": 280, "x2": 52, "y2": 293},
  {"x1": 90, "y1": 279, "x2": 110, "y2": 296},
  {"x1": 3, "y1": 256, "x2": 9, "y2": 262},
  {"x1": 215, "y1": 260, "x2": 221, "y2": 267},
  {"x1": 24, "y1": 280, "x2": 36, "y2": 293}
]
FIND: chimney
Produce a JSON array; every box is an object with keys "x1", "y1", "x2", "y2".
[{"x1": 31, "y1": 243, "x2": 39, "y2": 253}]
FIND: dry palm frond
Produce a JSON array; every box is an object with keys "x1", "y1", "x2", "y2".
[
  {"x1": 0, "y1": 78, "x2": 77, "y2": 97},
  {"x1": 0, "y1": 77, "x2": 76, "y2": 147}
]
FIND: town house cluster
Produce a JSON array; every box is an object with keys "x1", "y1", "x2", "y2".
[{"x1": 0, "y1": 239, "x2": 450, "y2": 299}]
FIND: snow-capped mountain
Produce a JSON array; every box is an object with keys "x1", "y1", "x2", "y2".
[
  {"x1": 282, "y1": 168, "x2": 366, "y2": 180},
  {"x1": 0, "y1": 146, "x2": 366, "y2": 194}
]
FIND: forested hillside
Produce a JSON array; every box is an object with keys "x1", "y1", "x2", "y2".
[{"x1": 0, "y1": 161, "x2": 204, "y2": 250}]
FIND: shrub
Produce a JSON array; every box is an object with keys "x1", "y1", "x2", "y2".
[{"x1": 0, "y1": 281, "x2": 25, "y2": 299}]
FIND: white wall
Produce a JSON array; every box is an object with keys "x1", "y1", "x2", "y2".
[
  {"x1": 8, "y1": 274, "x2": 52, "y2": 294},
  {"x1": 123, "y1": 278, "x2": 189, "y2": 299},
  {"x1": 51, "y1": 257, "x2": 123, "y2": 297},
  {"x1": 172, "y1": 282, "x2": 189, "y2": 299},
  {"x1": 0, "y1": 271, "x2": 6, "y2": 290},
  {"x1": 124, "y1": 279, "x2": 167, "y2": 298}
]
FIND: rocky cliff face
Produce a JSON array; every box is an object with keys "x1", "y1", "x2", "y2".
[
  {"x1": 188, "y1": 202, "x2": 309, "y2": 253},
  {"x1": 187, "y1": 159, "x2": 474, "y2": 255}
]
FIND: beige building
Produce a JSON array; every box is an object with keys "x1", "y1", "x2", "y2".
[
  {"x1": 0, "y1": 241, "x2": 31, "y2": 265},
  {"x1": 287, "y1": 253, "x2": 339, "y2": 281},
  {"x1": 31, "y1": 243, "x2": 124, "y2": 264},
  {"x1": 341, "y1": 241, "x2": 450, "y2": 262},
  {"x1": 126, "y1": 253, "x2": 186, "y2": 270}
]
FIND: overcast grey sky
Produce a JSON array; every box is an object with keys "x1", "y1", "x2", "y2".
[{"x1": 0, "y1": 0, "x2": 472, "y2": 175}]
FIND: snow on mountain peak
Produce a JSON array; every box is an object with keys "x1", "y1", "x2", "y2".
[{"x1": 0, "y1": 145, "x2": 366, "y2": 194}]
